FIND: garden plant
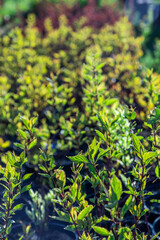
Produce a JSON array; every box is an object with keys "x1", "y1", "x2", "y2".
[
  {"x1": 1, "y1": 2, "x2": 160, "y2": 239},
  {"x1": 0, "y1": 60, "x2": 160, "y2": 239},
  {"x1": 0, "y1": 14, "x2": 153, "y2": 164}
]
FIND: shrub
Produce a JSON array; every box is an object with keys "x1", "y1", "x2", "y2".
[
  {"x1": 0, "y1": 60, "x2": 160, "y2": 239},
  {"x1": 0, "y1": 14, "x2": 156, "y2": 163},
  {"x1": 35, "y1": 0, "x2": 121, "y2": 32},
  {"x1": 0, "y1": 0, "x2": 122, "y2": 30},
  {"x1": 0, "y1": 116, "x2": 37, "y2": 239},
  {"x1": 37, "y1": 72, "x2": 160, "y2": 239},
  {"x1": 3, "y1": 104, "x2": 158, "y2": 239}
]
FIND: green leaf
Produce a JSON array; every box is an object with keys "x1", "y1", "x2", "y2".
[
  {"x1": 130, "y1": 111, "x2": 136, "y2": 120},
  {"x1": 78, "y1": 205, "x2": 93, "y2": 220},
  {"x1": 96, "y1": 62, "x2": 105, "y2": 70},
  {"x1": 118, "y1": 227, "x2": 132, "y2": 240},
  {"x1": 55, "y1": 169, "x2": 66, "y2": 188},
  {"x1": 97, "y1": 148, "x2": 110, "y2": 160},
  {"x1": 126, "y1": 111, "x2": 136, "y2": 121},
  {"x1": 17, "y1": 129, "x2": 27, "y2": 139},
  {"x1": 14, "y1": 143, "x2": 25, "y2": 150},
  {"x1": 31, "y1": 117, "x2": 38, "y2": 127},
  {"x1": 68, "y1": 154, "x2": 89, "y2": 163},
  {"x1": 155, "y1": 165, "x2": 160, "y2": 178},
  {"x1": 64, "y1": 225, "x2": 76, "y2": 231},
  {"x1": 88, "y1": 138, "x2": 100, "y2": 163},
  {"x1": 132, "y1": 134, "x2": 144, "y2": 158},
  {"x1": 12, "y1": 192, "x2": 20, "y2": 202},
  {"x1": 94, "y1": 216, "x2": 103, "y2": 224},
  {"x1": 6, "y1": 219, "x2": 14, "y2": 235},
  {"x1": 20, "y1": 151, "x2": 25, "y2": 162},
  {"x1": 140, "y1": 208, "x2": 148, "y2": 217},
  {"x1": 92, "y1": 226, "x2": 112, "y2": 236},
  {"x1": 54, "y1": 210, "x2": 71, "y2": 222},
  {"x1": 143, "y1": 152, "x2": 156, "y2": 162},
  {"x1": 12, "y1": 203, "x2": 24, "y2": 213},
  {"x1": 110, "y1": 117, "x2": 118, "y2": 127},
  {"x1": 39, "y1": 165, "x2": 47, "y2": 172},
  {"x1": 104, "y1": 98, "x2": 117, "y2": 106},
  {"x1": 7, "y1": 152, "x2": 16, "y2": 166},
  {"x1": 40, "y1": 151, "x2": 47, "y2": 161},
  {"x1": 0, "y1": 183, "x2": 9, "y2": 191},
  {"x1": 28, "y1": 139, "x2": 37, "y2": 150},
  {"x1": 22, "y1": 173, "x2": 33, "y2": 181},
  {"x1": 155, "y1": 108, "x2": 160, "y2": 117},
  {"x1": 132, "y1": 134, "x2": 140, "y2": 153},
  {"x1": 20, "y1": 184, "x2": 31, "y2": 194},
  {"x1": 110, "y1": 175, "x2": 122, "y2": 202},
  {"x1": 70, "y1": 182, "x2": 78, "y2": 200},
  {"x1": 144, "y1": 122, "x2": 152, "y2": 129},
  {"x1": 95, "y1": 130, "x2": 106, "y2": 141},
  {"x1": 151, "y1": 232, "x2": 160, "y2": 240},
  {"x1": 121, "y1": 195, "x2": 132, "y2": 217},
  {"x1": 141, "y1": 176, "x2": 146, "y2": 190},
  {"x1": 88, "y1": 164, "x2": 96, "y2": 175},
  {"x1": 20, "y1": 116, "x2": 30, "y2": 129},
  {"x1": 81, "y1": 231, "x2": 92, "y2": 240},
  {"x1": 39, "y1": 173, "x2": 51, "y2": 178},
  {"x1": 98, "y1": 114, "x2": 108, "y2": 130}
]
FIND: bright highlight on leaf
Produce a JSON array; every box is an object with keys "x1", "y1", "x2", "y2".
[
  {"x1": 92, "y1": 226, "x2": 112, "y2": 236},
  {"x1": 68, "y1": 154, "x2": 89, "y2": 163}
]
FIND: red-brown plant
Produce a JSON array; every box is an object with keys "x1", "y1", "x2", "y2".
[{"x1": 35, "y1": 0, "x2": 122, "y2": 33}]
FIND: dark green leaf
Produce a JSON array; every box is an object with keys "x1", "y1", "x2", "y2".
[
  {"x1": 39, "y1": 173, "x2": 51, "y2": 178},
  {"x1": 121, "y1": 195, "x2": 132, "y2": 217},
  {"x1": 20, "y1": 184, "x2": 31, "y2": 194}
]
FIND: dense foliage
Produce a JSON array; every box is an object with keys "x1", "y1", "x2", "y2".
[
  {"x1": 0, "y1": 15, "x2": 154, "y2": 162},
  {"x1": 1, "y1": 74, "x2": 160, "y2": 239},
  {"x1": 1, "y1": 2, "x2": 160, "y2": 239}
]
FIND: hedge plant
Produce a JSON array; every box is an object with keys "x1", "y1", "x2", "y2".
[
  {"x1": 35, "y1": 67, "x2": 160, "y2": 239},
  {"x1": 0, "y1": 101, "x2": 160, "y2": 239},
  {"x1": 0, "y1": 14, "x2": 157, "y2": 163},
  {"x1": 0, "y1": 51, "x2": 160, "y2": 238}
]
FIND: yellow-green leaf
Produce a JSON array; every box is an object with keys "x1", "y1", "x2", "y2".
[
  {"x1": 78, "y1": 205, "x2": 93, "y2": 220},
  {"x1": 92, "y1": 226, "x2": 112, "y2": 236}
]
